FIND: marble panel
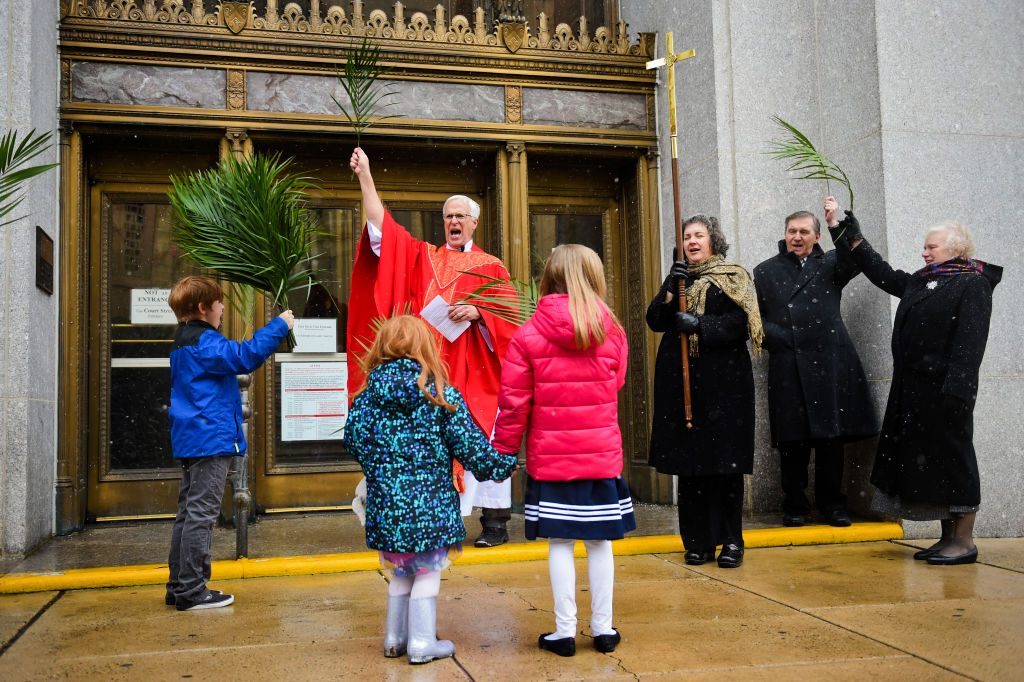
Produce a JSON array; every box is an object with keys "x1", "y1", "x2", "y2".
[
  {"x1": 726, "y1": 0, "x2": 819, "y2": 156},
  {"x1": 2, "y1": 400, "x2": 29, "y2": 555},
  {"x1": 875, "y1": 0, "x2": 1024, "y2": 137},
  {"x1": 71, "y1": 62, "x2": 226, "y2": 109},
  {"x1": 817, "y1": 0, "x2": 882, "y2": 149},
  {"x1": 246, "y1": 73, "x2": 504, "y2": 122},
  {"x1": 879, "y1": 131, "x2": 1024, "y2": 379},
  {"x1": 522, "y1": 88, "x2": 646, "y2": 130}
]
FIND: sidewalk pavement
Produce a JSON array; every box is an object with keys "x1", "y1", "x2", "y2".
[{"x1": 2, "y1": 537, "x2": 1023, "y2": 681}]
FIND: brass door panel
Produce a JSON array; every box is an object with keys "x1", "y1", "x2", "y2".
[{"x1": 86, "y1": 186, "x2": 199, "y2": 519}]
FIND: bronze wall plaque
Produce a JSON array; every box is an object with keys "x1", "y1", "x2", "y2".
[{"x1": 36, "y1": 226, "x2": 54, "y2": 295}]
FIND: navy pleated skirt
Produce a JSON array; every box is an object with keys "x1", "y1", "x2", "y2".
[{"x1": 524, "y1": 476, "x2": 636, "y2": 541}]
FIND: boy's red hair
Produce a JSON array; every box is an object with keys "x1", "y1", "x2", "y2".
[{"x1": 168, "y1": 276, "x2": 223, "y2": 322}]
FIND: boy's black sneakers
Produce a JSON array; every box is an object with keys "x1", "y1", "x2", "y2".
[
  {"x1": 176, "y1": 590, "x2": 234, "y2": 611},
  {"x1": 166, "y1": 589, "x2": 224, "y2": 606}
]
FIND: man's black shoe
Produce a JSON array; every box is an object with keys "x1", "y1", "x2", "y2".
[
  {"x1": 474, "y1": 527, "x2": 509, "y2": 548},
  {"x1": 782, "y1": 513, "x2": 807, "y2": 527},
  {"x1": 684, "y1": 550, "x2": 714, "y2": 565},
  {"x1": 717, "y1": 544, "x2": 744, "y2": 568},
  {"x1": 826, "y1": 510, "x2": 852, "y2": 527}
]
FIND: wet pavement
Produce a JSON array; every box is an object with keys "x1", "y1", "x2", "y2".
[{"x1": 2, "y1": 538, "x2": 1022, "y2": 681}]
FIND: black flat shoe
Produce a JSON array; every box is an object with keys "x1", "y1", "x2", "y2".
[
  {"x1": 593, "y1": 629, "x2": 621, "y2": 653},
  {"x1": 913, "y1": 547, "x2": 939, "y2": 560},
  {"x1": 782, "y1": 514, "x2": 807, "y2": 527},
  {"x1": 538, "y1": 633, "x2": 576, "y2": 657},
  {"x1": 717, "y1": 544, "x2": 744, "y2": 568},
  {"x1": 926, "y1": 547, "x2": 978, "y2": 565},
  {"x1": 684, "y1": 550, "x2": 714, "y2": 565},
  {"x1": 826, "y1": 510, "x2": 852, "y2": 527}
]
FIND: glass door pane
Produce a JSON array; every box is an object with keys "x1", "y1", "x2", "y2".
[
  {"x1": 271, "y1": 204, "x2": 360, "y2": 467},
  {"x1": 106, "y1": 200, "x2": 197, "y2": 475},
  {"x1": 529, "y1": 206, "x2": 605, "y2": 280}
]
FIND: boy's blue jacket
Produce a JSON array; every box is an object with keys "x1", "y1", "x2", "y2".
[
  {"x1": 169, "y1": 317, "x2": 289, "y2": 459},
  {"x1": 343, "y1": 358, "x2": 517, "y2": 554}
]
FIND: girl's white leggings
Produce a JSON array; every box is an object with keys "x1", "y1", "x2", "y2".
[
  {"x1": 547, "y1": 538, "x2": 615, "y2": 638},
  {"x1": 388, "y1": 569, "x2": 441, "y2": 599}
]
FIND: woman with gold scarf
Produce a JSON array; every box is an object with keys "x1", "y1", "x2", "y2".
[{"x1": 647, "y1": 215, "x2": 763, "y2": 569}]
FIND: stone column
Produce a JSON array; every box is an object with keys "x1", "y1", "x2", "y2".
[
  {"x1": 0, "y1": 0, "x2": 61, "y2": 555},
  {"x1": 504, "y1": 142, "x2": 529, "y2": 283}
]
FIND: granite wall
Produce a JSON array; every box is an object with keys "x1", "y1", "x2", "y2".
[
  {"x1": 0, "y1": 0, "x2": 60, "y2": 555},
  {"x1": 621, "y1": 0, "x2": 1024, "y2": 536}
]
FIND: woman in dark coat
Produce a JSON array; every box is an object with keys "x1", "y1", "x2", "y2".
[
  {"x1": 828, "y1": 199, "x2": 1002, "y2": 565},
  {"x1": 647, "y1": 215, "x2": 763, "y2": 568}
]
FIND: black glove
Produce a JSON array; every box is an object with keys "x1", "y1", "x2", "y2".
[
  {"x1": 829, "y1": 210, "x2": 863, "y2": 244},
  {"x1": 674, "y1": 312, "x2": 700, "y2": 334},
  {"x1": 941, "y1": 394, "x2": 969, "y2": 419},
  {"x1": 669, "y1": 260, "x2": 688, "y2": 283}
]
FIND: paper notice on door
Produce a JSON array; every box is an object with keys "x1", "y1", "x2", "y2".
[
  {"x1": 280, "y1": 362, "x2": 347, "y2": 441},
  {"x1": 420, "y1": 295, "x2": 470, "y2": 342}
]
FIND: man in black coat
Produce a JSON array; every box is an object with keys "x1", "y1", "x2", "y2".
[{"x1": 753, "y1": 204, "x2": 879, "y2": 527}]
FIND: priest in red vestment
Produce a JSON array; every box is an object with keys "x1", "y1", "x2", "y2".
[{"x1": 346, "y1": 147, "x2": 519, "y2": 547}]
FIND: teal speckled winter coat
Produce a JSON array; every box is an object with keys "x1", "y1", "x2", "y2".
[{"x1": 343, "y1": 358, "x2": 517, "y2": 553}]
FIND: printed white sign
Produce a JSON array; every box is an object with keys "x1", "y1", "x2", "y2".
[
  {"x1": 131, "y1": 288, "x2": 176, "y2": 324},
  {"x1": 292, "y1": 318, "x2": 338, "y2": 353},
  {"x1": 280, "y1": 362, "x2": 347, "y2": 441}
]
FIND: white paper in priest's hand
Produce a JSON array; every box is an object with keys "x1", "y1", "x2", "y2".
[{"x1": 420, "y1": 295, "x2": 470, "y2": 342}]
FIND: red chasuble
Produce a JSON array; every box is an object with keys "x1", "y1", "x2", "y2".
[{"x1": 347, "y1": 211, "x2": 519, "y2": 454}]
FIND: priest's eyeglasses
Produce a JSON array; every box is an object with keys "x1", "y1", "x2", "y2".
[{"x1": 444, "y1": 213, "x2": 472, "y2": 222}]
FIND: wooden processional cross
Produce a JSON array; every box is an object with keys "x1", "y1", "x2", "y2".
[{"x1": 647, "y1": 33, "x2": 696, "y2": 429}]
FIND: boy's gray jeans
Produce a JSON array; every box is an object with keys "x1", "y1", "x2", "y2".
[{"x1": 166, "y1": 455, "x2": 233, "y2": 603}]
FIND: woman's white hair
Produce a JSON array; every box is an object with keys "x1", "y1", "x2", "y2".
[
  {"x1": 443, "y1": 195, "x2": 480, "y2": 219},
  {"x1": 927, "y1": 221, "x2": 976, "y2": 258}
]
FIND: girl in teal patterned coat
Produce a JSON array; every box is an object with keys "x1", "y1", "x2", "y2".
[{"x1": 343, "y1": 315, "x2": 516, "y2": 665}]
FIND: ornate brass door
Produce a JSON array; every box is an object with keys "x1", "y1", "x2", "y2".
[{"x1": 86, "y1": 186, "x2": 197, "y2": 519}]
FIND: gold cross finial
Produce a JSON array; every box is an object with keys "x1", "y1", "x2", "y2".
[{"x1": 645, "y1": 32, "x2": 695, "y2": 157}]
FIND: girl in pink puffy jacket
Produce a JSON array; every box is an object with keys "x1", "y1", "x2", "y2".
[{"x1": 492, "y1": 244, "x2": 635, "y2": 658}]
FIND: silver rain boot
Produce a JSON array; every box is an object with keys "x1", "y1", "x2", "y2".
[
  {"x1": 383, "y1": 594, "x2": 409, "y2": 658},
  {"x1": 406, "y1": 597, "x2": 455, "y2": 664}
]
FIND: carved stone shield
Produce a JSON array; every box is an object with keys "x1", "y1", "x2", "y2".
[
  {"x1": 222, "y1": 2, "x2": 249, "y2": 35},
  {"x1": 500, "y1": 23, "x2": 526, "y2": 53}
]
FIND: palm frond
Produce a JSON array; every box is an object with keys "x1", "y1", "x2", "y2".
[
  {"x1": 458, "y1": 272, "x2": 538, "y2": 327},
  {"x1": 766, "y1": 115, "x2": 854, "y2": 211},
  {"x1": 168, "y1": 152, "x2": 325, "y2": 349},
  {"x1": 0, "y1": 129, "x2": 60, "y2": 226},
  {"x1": 225, "y1": 282, "x2": 258, "y2": 340},
  {"x1": 333, "y1": 36, "x2": 403, "y2": 147}
]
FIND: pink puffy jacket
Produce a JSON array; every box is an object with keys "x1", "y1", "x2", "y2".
[{"x1": 492, "y1": 293, "x2": 628, "y2": 481}]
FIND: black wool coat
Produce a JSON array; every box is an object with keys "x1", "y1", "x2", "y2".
[
  {"x1": 753, "y1": 241, "x2": 879, "y2": 444},
  {"x1": 844, "y1": 238, "x2": 1001, "y2": 507},
  {"x1": 646, "y1": 274, "x2": 755, "y2": 478}
]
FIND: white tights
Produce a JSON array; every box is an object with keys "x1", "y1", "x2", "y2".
[
  {"x1": 546, "y1": 538, "x2": 615, "y2": 639},
  {"x1": 388, "y1": 569, "x2": 441, "y2": 599}
]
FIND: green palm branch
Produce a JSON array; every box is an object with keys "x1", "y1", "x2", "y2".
[
  {"x1": 167, "y1": 152, "x2": 323, "y2": 349},
  {"x1": 459, "y1": 272, "x2": 538, "y2": 327},
  {"x1": 0, "y1": 129, "x2": 60, "y2": 226},
  {"x1": 332, "y1": 36, "x2": 403, "y2": 147},
  {"x1": 767, "y1": 115, "x2": 854, "y2": 211}
]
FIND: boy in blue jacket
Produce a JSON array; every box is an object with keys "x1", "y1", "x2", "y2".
[{"x1": 165, "y1": 276, "x2": 293, "y2": 611}]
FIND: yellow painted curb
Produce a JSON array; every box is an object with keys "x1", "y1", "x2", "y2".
[{"x1": 0, "y1": 522, "x2": 900, "y2": 595}]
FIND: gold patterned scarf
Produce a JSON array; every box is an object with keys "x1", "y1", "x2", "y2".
[{"x1": 685, "y1": 255, "x2": 764, "y2": 357}]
